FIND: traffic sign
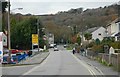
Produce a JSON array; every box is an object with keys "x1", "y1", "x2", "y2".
[{"x1": 32, "y1": 34, "x2": 38, "y2": 44}]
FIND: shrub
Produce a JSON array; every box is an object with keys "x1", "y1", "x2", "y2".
[
  {"x1": 91, "y1": 44, "x2": 103, "y2": 53},
  {"x1": 110, "y1": 41, "x2": 120, "y2": 49}
]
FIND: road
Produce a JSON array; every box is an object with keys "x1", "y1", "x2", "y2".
[
  {"x1": 24, "y1": 45, "x2": 103, "y2": 75},
  {"x1": 2, "y1": 45, "x2": 116, "y2": 76}
]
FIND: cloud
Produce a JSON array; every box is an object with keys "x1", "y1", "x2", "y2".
[{"x1": 10, "y1": 1, "x2": 119, "y2": 15}]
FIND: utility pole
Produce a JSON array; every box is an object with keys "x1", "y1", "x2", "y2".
[
  {"x1": 37, "y1": 18, "x2": 39, "y2": 52},
  {"x1": 8, "y1": 0, "x2": 11, "y2": 63},
  {"x1": 0, "y1": 1, "x2": 2, "y2": 32}
]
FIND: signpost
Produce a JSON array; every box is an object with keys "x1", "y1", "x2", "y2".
[
  {"x1": 32, "y1": 34, "x2": 38, "y2": 44},
  {"x1": 32, "y1": 34, "x2": 38, "y2": 50}
]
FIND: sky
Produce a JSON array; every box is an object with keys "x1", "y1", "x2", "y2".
[{"x1": 9, "y1": 0, "x2": 120, "y2": 15}]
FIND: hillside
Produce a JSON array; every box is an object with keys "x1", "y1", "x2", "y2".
[{"x1": 40, "y1": 4, "x2": 118, "y2": 32}]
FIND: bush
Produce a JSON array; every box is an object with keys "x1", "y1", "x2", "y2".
[
  {"x1": 91, "y1": 44, "x2": 103, "y2": 53},
  {"x1": 87, "y1": 41, "x2": 95, "y2": 48},
  {"x1": 110, "y1": 41, "x2": 120, "y2": 49}
]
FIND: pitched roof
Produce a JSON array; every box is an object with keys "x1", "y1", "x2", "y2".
[
  {"x1": 107, "y1": 18, "x2": 120, "y2": 27},
  {"x1": 84, "y1": 27, "x2": 100, "y2": 33}
]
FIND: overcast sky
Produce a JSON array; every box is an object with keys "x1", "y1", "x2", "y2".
[{"x1": 9, "y1": 0, "x2": 120, "y2": 15}]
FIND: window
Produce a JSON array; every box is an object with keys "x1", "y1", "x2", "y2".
[{"x1": 98, "y1": 33, "x2": 101, "y2": 36}]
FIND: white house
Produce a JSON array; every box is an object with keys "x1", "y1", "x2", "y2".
[
  {"x1": 92, "y1": 27, "x2": 107, "y2": 41},
  {"x1": 0, "y1": 32, "x2": 7, "y2": 63},
  {"x1": 83, "y1": 27, "x2": 107, "y2": 41},
  {"x1": 107, "y1": 18, "x2": 120, "y2": 41},
  {"x1": 0, "y1": 32, "x2": 7, "y2": 47}
]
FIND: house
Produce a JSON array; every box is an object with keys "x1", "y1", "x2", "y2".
[
  {"x1": 106, "y1": 18, "x2": 120, "y2": 41},
  {"x1": 48, "y1": 33, "x2": 54, "y2": 45},
  {"x1": 0, "y1": 32, "x2": 7, "y2": 47},
  {"x1": 83, "y1": 27, "x2": 107, "y2": 41},
  {"x1": 0, "y1": 32, "x2": 7, "y2": 63}
]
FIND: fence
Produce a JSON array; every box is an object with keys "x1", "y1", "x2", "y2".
[{"x1": 87, "y1": 50, "x2": 120, "y2": 71}]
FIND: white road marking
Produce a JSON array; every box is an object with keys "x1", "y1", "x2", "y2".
[
  {"x1": 70, "y1": 52, "x2": 97, "y2": 77},
  {"x1": 21, "y1": 53, "x2": 50, "y2": 75}
]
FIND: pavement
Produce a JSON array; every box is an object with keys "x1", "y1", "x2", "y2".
[
  {"x1": 2, "y1": 52, "x2": 50, "y2": 75},
  {"x1": 74, "y1": 52, "x2": 119, "y2": 75},
  {"x1": 18, "y1": 52, "x2": 50, "y2": 65}
]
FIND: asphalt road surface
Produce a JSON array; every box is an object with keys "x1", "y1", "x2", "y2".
[
  {"x1": 22, "y1": 46, "x2": 103, "y2": 75},
  {"x1": 2, "y1": 45, "x2": 114, "y2": 76}
]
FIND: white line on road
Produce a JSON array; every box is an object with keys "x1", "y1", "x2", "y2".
[
  {"x1": 70, "y1": 52, "x2": 97, "y2": 77},
  {"x1": 21, "y1": 53, "x2": 50, "y2": 76}
]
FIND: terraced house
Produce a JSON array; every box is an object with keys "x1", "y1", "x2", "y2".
[{"x1": 107, "y1": 18, "x2": 120, "y2": 41}]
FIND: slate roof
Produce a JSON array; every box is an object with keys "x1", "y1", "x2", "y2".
[{"x1": 84, "y1": 27, "x2": 100, "y2": 33}]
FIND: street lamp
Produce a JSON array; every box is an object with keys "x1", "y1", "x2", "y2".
[{"x1": 8, "y1": 0, "x2": 23, "y2": 63}]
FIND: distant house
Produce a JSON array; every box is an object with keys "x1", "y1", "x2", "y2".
[
  {"x1": 48, "y1": 33, "x2": 54, "y2": 45},
  {"x1": 106, "y1": 18, "x2": 120, "y2": 41},
  {"x1": 83, "y1": 27, "x2": 107, "y2": 41}
]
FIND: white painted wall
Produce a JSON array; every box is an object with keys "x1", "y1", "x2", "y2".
[
  {"x1": 92, "y1": 27, "x2": 107, "y2": 41},
  {"x1": 0, "y1": 32, "x2": 7, "y2": 47},
  {"x1": 116, "y1": 22, "x2": 120, "y2": 32},
  {"x1": 107, "y1": 22, "x2": 120, "y2": 36}
]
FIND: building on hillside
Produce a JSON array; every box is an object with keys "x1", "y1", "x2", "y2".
[
  {"x1": 106, "y1": 18, "x2": 120, "y2": 41},
  {"x1": 83, "y1": 27, "x2": 107, "y2": 41}
]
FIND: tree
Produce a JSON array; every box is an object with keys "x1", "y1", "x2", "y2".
[
  {"x1": 0, "y1": 1, "x2": 8, "y2": 32},
  {"x1": 11, "y1": 16, "x2": 45, "y2": 49},
  {"x1": 84, "y1": 33, "x2": 92, "y2": 41},
  {"x1": 0, "y1": 1, "x2": 8, "y2": 13},
  {"x1": 76, "y1": 36, "x2": 81, "y2": 45}
]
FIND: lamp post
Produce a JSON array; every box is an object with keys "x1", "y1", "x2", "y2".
[{"x1": 8, "y1": 0, "x2": 23, "y2": 63}]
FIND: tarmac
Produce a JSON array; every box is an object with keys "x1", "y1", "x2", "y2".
[{"x1": 74, "y1": 52, "x2": 119, "y2": 76}]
